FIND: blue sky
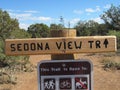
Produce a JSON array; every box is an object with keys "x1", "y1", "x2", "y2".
[{"x1": 0, "y1": 0, "x2": 120, "y2": 30}]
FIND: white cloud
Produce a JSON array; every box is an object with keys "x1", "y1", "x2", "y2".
[
  {"x1": 9, "y1": 12, "x2": 33, "y2": 21},
  {"x1": 96, "y1": 6, "x2": 101, "y2": 11},
  {"x1": 7, "y1": 9, "x2": 53, "y2": 29},
  {"x1": 85, "y1": 6, "x2": 101, "y2": 13},
  {"x1": 6, "y1": 9, "x2": 39, "y2": 13},
  {"x1": 70, "y1": 18, "x2": 80, "y2": 24},
  {"x1": 24, "y1": 10, "x2": 39, "y2": 13},
  {"x1": 85, "y1": 8, "x2": 95, "y2": 13},
  {"x1": 73, "y1": 10, "x2": 83, "y2": 14},
  {"x1": 19, "y1": 23, "x2": 30, "y2": 30},
  {"x1": 9, "y1": 12, "x2": 52, "y2": 22},
  {"x1": 38, "y1": 16, "x2": 52, "y2": 21},
  {"x1": 6, "y1": 9, "x2": 21, "y2": 12},
  {"x1": 104, "y1": 4, "x2": 111, "y2": 9},
  {"x1": 10, "y1": 13, "x2": 31, "y2": 17}
]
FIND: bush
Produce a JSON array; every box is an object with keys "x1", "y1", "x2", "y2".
[
  {"x1": 107, "y1": 30, "x2": 120, "y2": 49},
  {"x1": 101, "y1": 59, "x2": 120, "y2": 70}
]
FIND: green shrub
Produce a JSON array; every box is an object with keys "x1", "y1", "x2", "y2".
[
  {"x1": 107, "y1": 30, "x2": 120, "y2": 49},
  {"x1": 101, "y1": 59, "x2": 120, "y2": 70}
]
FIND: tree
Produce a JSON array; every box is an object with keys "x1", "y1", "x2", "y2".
[
  {"x1": 10, "y1": 29, "x2": 31, "y2": 39},
  {"x1": 94, "y1": 24, "x2": 109, "y2": 35},
  {"x1": 0, "y1": 9, "x2": 20, "y2": 59},
  {"x1": 27, "y1": 23, "x2": 50, "y2": 38},
  {"x1": 0, "y1": 9, "x2": 30, "y2": 68},
  {"x1": 0, "y1": 9, "x2": 19, "y2": 40},
  {"x1": 75, "y1": 20, "x2": 99, "y2": 36},
  {"x1": 101, "y1": 5, "x2": 120, "y2": 30},
  {"x1": 75, "y1": 20, "x2": 89, "y2": 36},
  {"x1": 50, "y1": 23, "x2": 64, "y2": 30},
  {"x1": 107, "y1": 30, "x2": 120, "y2": 49},
  {"x1": 85, "y1": 20, "x2": 99, "y2": 36}
]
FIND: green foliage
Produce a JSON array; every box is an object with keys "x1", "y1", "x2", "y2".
[
  {"x1": 27, "y1": 23, "x2": 50, "y2": 38},
  {"x1": 101, "y1": 4, "x2": 120, "y2": 31},
  {"x1": 97, "y1": 24, "x2": 109, "y2": 35},
  {"x1": 0, "y1": 9, "x2": 31, "y2": 68},
  {"x1": 0, "y1": 40, "x2": 6, "y2": 67},
  {"x1": 50, "y1": 23, "x2": 64, "y2": 30},
  {"x1": 101, "y1": 59, "x2": 120, "y2": 70},
  {"x1": 75, "y1": 20, "x2": 90, "y2": 36},
  {"x1": 76, "y1": 4, "x2": 120, "y2": 36},
  {"x1": 10, "y1": 29, "x2": 31, "y2": 39},
  {"x1": 107, "y1": 30, "x2": 120, "y2": 48},
  {"x1": 0, "y1": 39, "x2": 29, "y2": 68},
  {"x1": 0, "y1": 9, "x2": 19, "y2": 40},
  {"x1": 75, "y1": 20, "x2": 101, "y2": 36}
]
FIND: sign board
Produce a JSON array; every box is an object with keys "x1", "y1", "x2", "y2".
[
  {"x1": 37, "y1": 60, "x2": 93, "y2": 90},
  {"x1": 5, "y1": 36, "x2": 117, "y2": 55}
]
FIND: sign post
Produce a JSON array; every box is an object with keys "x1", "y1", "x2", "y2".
[
  {"x1": 50, "y1": 29, "x2": 76, "y2": 60},
  {"x1": 38, "y1": 60, "x2": 93, "y2": 90}
]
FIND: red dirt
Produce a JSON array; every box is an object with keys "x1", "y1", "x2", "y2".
[{"x1": 0, "y1": 54, "x2": 120, "y2": 90}]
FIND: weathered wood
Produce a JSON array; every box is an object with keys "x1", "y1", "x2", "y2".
[
  {"x1": 5, "y1": 36, "x2": 117, "y2": 56},
  {"x1": 50, "y1": 29, "x2": 76, "y2": 60},
  {"x1": 50, "y1": 29, "x2": 76, "y2": 37}
]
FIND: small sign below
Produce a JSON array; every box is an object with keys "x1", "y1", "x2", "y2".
[{"x1": 37, "y1": 60, "x2": 93, "y2": 90}]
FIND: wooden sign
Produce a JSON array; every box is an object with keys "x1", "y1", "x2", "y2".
[{"x1": 5, "y1": 36, "x2": 117, "y2": 55}]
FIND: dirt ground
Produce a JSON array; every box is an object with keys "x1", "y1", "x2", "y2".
[{"x1": 0, "y1": 53, "x2": 120, "y2": 90}]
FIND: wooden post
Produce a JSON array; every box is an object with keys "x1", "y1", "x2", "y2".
[{"x1": 50, "y1": 29, "x2": 77, "y2": 60}]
